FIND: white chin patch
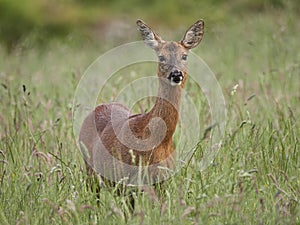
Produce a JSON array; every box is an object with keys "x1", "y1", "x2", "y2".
[
  {"x1": 170, "y1": 76, "x2": 183, "y2": 86},
  {"x1": 170, "y1": 80, "x2": 182, "y2": 86}
]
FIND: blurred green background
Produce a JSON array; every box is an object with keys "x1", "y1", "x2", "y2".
[
  {"x1": 1, "y1": 1, "x2": 300, "y2": 224},
  {"x1": 1, "y1": 0, "x2": 299, "y2": 50}
]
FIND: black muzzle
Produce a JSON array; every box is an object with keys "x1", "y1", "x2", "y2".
[{"x1": 168, "y1": 70, "x2": 183, "y2": 86}]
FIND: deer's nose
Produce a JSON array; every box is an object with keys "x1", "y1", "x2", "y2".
[{"x1": 168, "y1": 70, "x2": 183, "y2": 86}]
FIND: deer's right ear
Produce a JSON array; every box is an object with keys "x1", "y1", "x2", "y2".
[{"x1": 137, "y1": 20, "x2": 163, "y2": 49}]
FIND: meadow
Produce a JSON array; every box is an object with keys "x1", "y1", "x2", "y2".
[{"x1": 0, "y1": 1, "x2": 299, "y2": 224}]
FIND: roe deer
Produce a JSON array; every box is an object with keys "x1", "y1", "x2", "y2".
[{"x1": 79, "y1": 19, "x2": 204, "y2": 186}]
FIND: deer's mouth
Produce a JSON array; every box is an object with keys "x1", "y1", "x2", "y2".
[{"x1": 168, "y1": 70, "x2": 184, "y2": 86}]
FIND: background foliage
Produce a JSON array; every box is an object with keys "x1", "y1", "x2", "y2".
[
  {"x1": 0, "y1": 0, "x2": 299, "y2": 224},
  {"x1": 0, "y1": 0, "x2": 299, "y2": 49}
]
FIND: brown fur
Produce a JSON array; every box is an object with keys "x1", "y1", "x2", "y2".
[{"x1": 79, "y1": 19, "x2": 204, "y2": 185}]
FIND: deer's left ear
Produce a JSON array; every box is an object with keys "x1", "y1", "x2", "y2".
[{"x1": 181, "y1": 20, "x2": 204, "y2": 49}]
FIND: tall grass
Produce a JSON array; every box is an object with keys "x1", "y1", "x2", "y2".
[{"x1": 0, "y1": 7, "x2": 299, "y2": 225}]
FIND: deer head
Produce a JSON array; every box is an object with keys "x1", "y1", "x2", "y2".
[{"x1": 136, "y1": 19, "x2": 204, "y2": 87}]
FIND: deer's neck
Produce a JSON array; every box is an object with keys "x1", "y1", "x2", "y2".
[
  {"x1": 147, "y1": 79, "x2": 182, "y2": 140},
  {"x1": 127, "y1": 78, "x2": 182, "y2": 165}
]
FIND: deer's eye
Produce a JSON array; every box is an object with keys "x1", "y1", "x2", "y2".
[
  {"x1": 158, "y1": 56, "x2": 166, "y2": 62},
  {"x1": 182, "y1": 54, "x2": 188, "y2": 61}
]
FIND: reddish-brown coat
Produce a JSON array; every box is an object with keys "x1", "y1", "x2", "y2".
[{"x1": 79, "y1": 19, "x2": 204, "y2": 184}]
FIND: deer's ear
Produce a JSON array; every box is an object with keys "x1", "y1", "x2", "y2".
[
  {"x1": 137, "y1": 19, "x2": 163, "y2": 49},
  {"x1": 181, "y1": 20, "x2": 204, "y2": 49}
]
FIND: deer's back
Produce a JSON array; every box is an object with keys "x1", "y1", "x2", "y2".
[{"x1": 79, "y1": 103, "x2": 131, "y2": 166}]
